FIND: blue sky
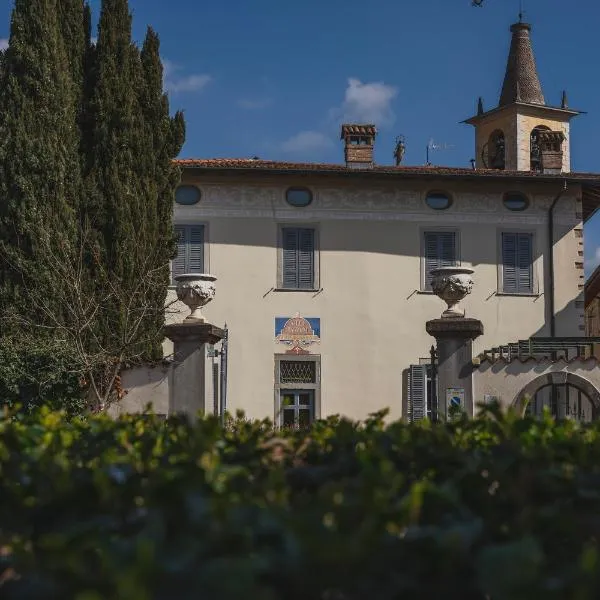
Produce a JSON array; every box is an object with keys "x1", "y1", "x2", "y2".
[{"x1": 1, "y1": 0, "x2": 600, "y2": 272}]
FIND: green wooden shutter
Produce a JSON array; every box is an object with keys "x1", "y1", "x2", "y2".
[
  {"x1": 502, "y1": 233, "x2": 532, "y2": 294},
  {"x1": 408, "y1": 364, "x2": 428, "y2": 422},
  {"x1": 424, "y1": 231, "x2": 456, "y2": 290},
  {"x1": 188, "y1": 225, "x2": 204, "y2": 273},
  {"x1": 298, "y1": 228, "x2": 315, "y2": 289},
  {"x1": 282, "y1": 228, "x2": 299, "y2": 288},
  {"x1": 172, "y1": 225, "x2": 187, "y2": 282}
]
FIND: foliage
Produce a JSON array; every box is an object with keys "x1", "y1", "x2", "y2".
[
  {"x1": 0, "y1": 0, "x2": 185, "y2": 414},
  {"x1": 0, "y1": 336, "x2": 85, "y2": 416},
  {"x1": 1, "y1": 405, "x2": 600, "y2": 599}
]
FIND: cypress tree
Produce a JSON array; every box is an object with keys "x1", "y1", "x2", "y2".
[
  {"x1": 139, "y1": 27, "x2": 185, "y2": 358},
  {"x1": 0, "y1": 0, "x2": 186, "y2": 410},
  {"x1": 87, "y1": 0, "x2": 186, "y2": 362},
  {"x1": 0, "y1": 0, "x2": 82, "y2": 325}
]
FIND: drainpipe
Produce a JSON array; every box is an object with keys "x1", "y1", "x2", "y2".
[{"x1": 548, "y1": 180, "x2": 568, "y2": 338}]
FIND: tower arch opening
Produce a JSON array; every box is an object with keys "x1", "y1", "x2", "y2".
[
  {"x1": 530, "y1": 125, "x2": 551, "y2": 172},
  {"x1": 486, "y1": 129, "x2": 506, "y2": 170}
]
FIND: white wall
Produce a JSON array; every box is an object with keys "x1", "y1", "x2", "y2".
[{"x1": 163, "y1": 177, "x2": 582, "y2": 422}]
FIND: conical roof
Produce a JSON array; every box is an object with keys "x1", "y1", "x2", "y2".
[{"x1": 499, "y1": 22, "x2": 545, "y2": 106}]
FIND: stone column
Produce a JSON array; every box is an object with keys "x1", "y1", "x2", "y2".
[
  {"x1": 164, "y1": 322, "x2": 225, "y2": 419},
  {"x1": 426, "y1": 318, "x2": 483, "y2": 420}
]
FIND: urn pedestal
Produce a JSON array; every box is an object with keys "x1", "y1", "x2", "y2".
[
  {"x1": 164, "y1": 274, "x2": 223, "y2": 419},
  {"x1": 426, "y1": 267, "x2": 482, "y2": 420}
]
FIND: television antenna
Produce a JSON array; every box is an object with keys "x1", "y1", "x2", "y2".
[{"x1": 425, "y1": 138, "x2": 454, "y2": 166}]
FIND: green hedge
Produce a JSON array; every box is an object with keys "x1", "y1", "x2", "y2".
[{"x1": 1, "y1": 405, "x2": 600, "y2": 599}]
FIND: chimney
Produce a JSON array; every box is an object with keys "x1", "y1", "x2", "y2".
[
  {"x1": 341, "y1": 124, "x2": 377, "y2": 168},
  {"x1": 538, "y1": 130, "x2": 565, "y2": 174}
]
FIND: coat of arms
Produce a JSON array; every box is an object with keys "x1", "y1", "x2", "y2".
[{"x1": 275, "y1": 314, "x2": 321, "y2": 354}]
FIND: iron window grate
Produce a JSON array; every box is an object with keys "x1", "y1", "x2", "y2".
[{"x1": 280, "y1": 361, "x2": 316, "y2": 384}]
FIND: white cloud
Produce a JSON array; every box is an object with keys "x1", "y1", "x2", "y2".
[
  {"x1": 0, "y1": 38, "x2": 9, "y2": 51},
  {"x1": 162, "y1": 58, "x2": 211, "y2": 94},
  {"x1": 237, "y1": 98, "x2": 272, "y2": 110},
  {"x1": 330, "y1": 77, "x2": 398, "y2": 127},
  {"x1": 585, "y1": 247, "x2": 600, "y2": 278},
  {"x1": 280, "y1": 130, "x2": 334, "y2": 155}
]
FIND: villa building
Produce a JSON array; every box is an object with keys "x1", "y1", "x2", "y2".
[{"x1": 160, "y1": 21, "x2": 600, "y2": 425}]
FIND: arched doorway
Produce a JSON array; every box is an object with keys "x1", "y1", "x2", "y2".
[{"x1": 513, "y1": 372, "x2": 600, "y2": 422}]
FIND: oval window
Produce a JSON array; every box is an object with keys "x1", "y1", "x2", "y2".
[
  {"x1": 503, "y1": 192, "x2": 529, "y2": 211},
  {"x1": 286, "y1": 187, "x2": 313, "y2": 208},
  {"x1": 425, "y1": 191, "x2": 452, "y2": 210},
  {"x1": 175, "y1": 185, "x2": 201, "y2": 205}
]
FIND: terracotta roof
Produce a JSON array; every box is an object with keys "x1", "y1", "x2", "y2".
[
  {"x1": 500, "y1": 22, "x2": 545, "y2": 106},
  {"x1": 175, "y1": 158, "x2": 600, "y2": 182},
  {"x1": 340, "y1": 124, "x2": 377, "y2": 138}
]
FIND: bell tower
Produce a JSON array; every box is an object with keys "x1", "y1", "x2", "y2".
[{"x1": 464, "y1": 21, "x2": 581, "y2": 173}]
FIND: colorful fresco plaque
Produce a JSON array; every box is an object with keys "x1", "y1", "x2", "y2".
[{"x1": 275, "y1": 314, "x2": 320, "y2": 354}]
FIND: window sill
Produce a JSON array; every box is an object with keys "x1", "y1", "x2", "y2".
[
  {"x1": 495, "y1": 292, "x2": 541, "y2": 298},
  {"x1": 274, "y1": 287, "x2": 321, "y2": 293}
]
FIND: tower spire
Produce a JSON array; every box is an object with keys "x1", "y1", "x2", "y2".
[{"x1": 499, "y1": 21, "x2": 545, "y2": 106}]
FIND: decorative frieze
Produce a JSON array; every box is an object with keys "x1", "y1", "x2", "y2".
[{"x1": 174, "y1": 184, "x2": 577, "y2": 225}]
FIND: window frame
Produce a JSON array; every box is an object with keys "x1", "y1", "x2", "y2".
[
  {"x1": 424, "y1": 190, "x2": 453, "y2": 211},
  {"x1": 497, "y1": 229, "x2": 539, "y2": 296},
  {"x1": 170, "y1": 222, "x2": 209, "y2": 285},
  {"x1": 175, "y1": 184, "x2": 202, "y2": 206},
  {"x1": 285, "y1": 187, "x2": 314, "y2": 208},
  {"x1": 276, "y1": 224, "x2": 320, "y2": 291},
  {"x1": 420, "y1": 228, "x2": 460, "y2": 292},
  {"x1": 274, "y1": 354, "x2": 321, "y2": 427},
  {"x1": 502, "y1": 191, "x2": 530, "y2": 212}
]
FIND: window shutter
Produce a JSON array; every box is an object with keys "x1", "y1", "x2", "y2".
[
  {"x1": 424, "y1": 231, "x2": 456, "y2": 290},
  {"x1": 502, "y1": 233, "x2": 532, "y2": 294},
  {"x1": 298, "y1": 228, "x2": 315, "y2": 289},
  {"x1": 172, "y1": 226, "x2": 187, "y2": 282},
  {"x1": 282, "y1": 228, "x2": 299, "y2": 288},
  {"x1": 517, "y1": 233, "x2": 533, "y2": 294},
  {"x1": 408, "y1": 364, "x2": 428, "y2": 422},
  {"x1": 438, "y1": 232, "x2": 456, "y2": 266},
  {"x1": 502, "y1": 233, "x2": 518, "y2": 293},
  {"x1": 188, "y1": 226, "x2": 204, "y2": 273}
]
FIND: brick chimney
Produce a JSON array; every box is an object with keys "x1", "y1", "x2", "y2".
[
  {"x1": 538, "y1": 130, "x2": 565, "y2": 174},
  {"x1": 341, "y1": 124, "x2": 377, "y2": 168}
]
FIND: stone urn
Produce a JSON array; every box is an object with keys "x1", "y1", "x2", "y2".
[
  {"x1": 174, "y1": 273, "x2": 216, "y2": 323},
  {"x1": 430, "y1": 267, "x2": 474, "y2": 318}
]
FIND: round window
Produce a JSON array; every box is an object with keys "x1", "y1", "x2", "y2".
[
  {"x1": 503, "y1": 192, "x2": 529, "y2": 211},
  {"x1": 175, "y1": 185, "x2": 201, "y2": 205},
  {"x1": 425, "y1": 191, "x2": 452, "y2": 210},
  {"x1": 286, "y1": 187, "x2": 313, "y2": 207}
]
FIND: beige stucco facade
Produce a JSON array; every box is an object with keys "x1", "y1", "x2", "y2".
[{"x1": 160, "y1": 174, "x2": 584, "y2": 422}]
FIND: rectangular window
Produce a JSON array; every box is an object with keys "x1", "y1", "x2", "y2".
[
  {"x1": 172, "y1": 225, "x2": 204, "y2": 283},
  {"x1": 501, "y1": 232, "x2": 533, "y2": 294},
  {"x1": 423, "y1": 231, "x2": 457, "y2": 291},
  {"x1": 275, "y1": 355, "x2": 320, "y2": 428},
  {"x1": 280, "y1": 390, "x2": 314, "y2": 430},
  {"x1": 281, "y1": 227, "x2": 316, "y2": 290}
]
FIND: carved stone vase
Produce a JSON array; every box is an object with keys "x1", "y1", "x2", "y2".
[
  {"x1": 175, "y1": 273, "x2": 216, "y2": 323},
  {"x1": 430, "y1": 267, "x2": 474, "y2": 318}
]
